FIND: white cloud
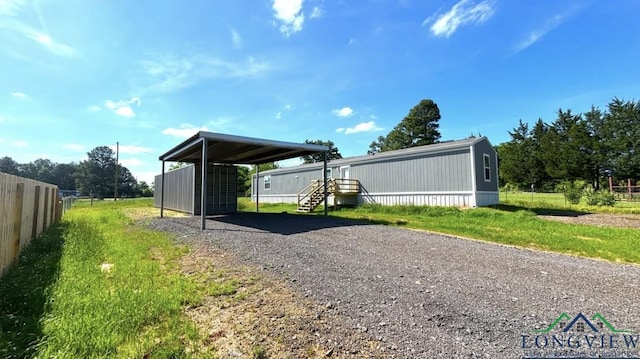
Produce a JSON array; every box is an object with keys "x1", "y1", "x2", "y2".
[
  {"x1": 272, "y1": 0, "x2": 305, "y2": 36},
  {"x1": 332, "y1": 106, "x2": 354, "y2": 117},
  {"x1": 275, "y1": 111, "x2": 282, "y2": 119},
  {"x1": 120, "y1": 158, "x2": 144, "y2": 167},
  {"x1": 63, "y1": 143, "x2": 84, "y2": 151},
  {"x1": 230, "y1": 28, "x2": 242, "y2": 49},
  {"x1": 30, "y1": 33, "x2": 76, "y2": 57},
  {"x1": 284, "y1": 104, "x2": 292, "y2": 110},
  {"x1": 142, "y1": 55, "x2": 270, "y2": 94},
  {"x1": 87, "y1": 105, "x2": 102, "y2": 112},
  {"x1": 425, "y1": 0, "x2": 495, "y2": 38},
  {"x1": 110, "y1": 145, "x2": 152, "y2": 154},
  {"x1": 13, "y1": 140, "x2": 28, "y2": 147},
  {"x1": 336, "y1": 121, "x2": 383, "y2": 135},
  {"x1": 162, "y1": 123, "x2": 209, "y2": 138},
  {"x1": 310, "y1": 6, "x2": 324, "y2": 19},
  {"x1": 11, "y1": 92, "x2": 28, "y2": 99},
  {"x1": 105, "y1": 97, "x2": 141, "y2": 118},
  {"x1": 514, "y1": 14, "x2": 567, "y2": 53},
  {"x1": 0, "y1": 0, "x2": 24, "y2": 15}
]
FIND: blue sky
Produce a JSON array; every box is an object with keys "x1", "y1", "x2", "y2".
[{"x1": 1, "y1": 0, "x2": 639, "y2": 184}]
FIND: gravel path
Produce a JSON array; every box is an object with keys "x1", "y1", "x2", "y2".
[{"x1": 150, "y1": 213, "x2": 640, "y2": 358}]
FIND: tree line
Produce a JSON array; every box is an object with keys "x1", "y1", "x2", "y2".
[
  {"x1": 497, "y1": 97, "x2": 640, "y2": 192},
  {"x1": 0, "y1": 146, "x2": 153, "y2": 198}
]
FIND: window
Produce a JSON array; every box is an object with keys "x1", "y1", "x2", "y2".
[
  {"x1": 483, "y1": 154, "x2": 491, "y2": 182},
  {"x1": 325, "y1": 168, "x2": 332, "y2": 178},
  {"x1": 264, "y1": 175, "x2": 271, "y2": 190}
]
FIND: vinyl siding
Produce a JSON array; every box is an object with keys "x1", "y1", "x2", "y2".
[{"x1": 473, "y1": 139, "x2": 499, "y2": 192}]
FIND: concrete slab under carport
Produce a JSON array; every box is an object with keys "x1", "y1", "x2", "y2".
[{"x1": 157, "y1": 131, "x2": 329, "y2": 229}]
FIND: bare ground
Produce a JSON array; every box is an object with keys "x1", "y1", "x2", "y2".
[
  {"x1": 180, "y1": 242, "x2": 388, "y2": 358},
  {"x1": 537, "y1": 212, "x2": 640, "y2": 228}
]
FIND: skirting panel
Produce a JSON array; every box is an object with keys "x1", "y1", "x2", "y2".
[
  {"x1": 359, "y1": 193, "x2": 474, "y2": 207},
  {"x1": 475, "y1": 191, "x2": 499, "y2": 207}
]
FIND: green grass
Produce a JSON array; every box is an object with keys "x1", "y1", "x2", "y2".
[
  {"x1": 0, "y1": 199, "x2": 214, "y2": 358},
  {"x1": 239, "y1": 198, "x2": 640, "y2": 265},
  {"x1": 500, "y1": 191, "x2": 640, "y2": 214}
]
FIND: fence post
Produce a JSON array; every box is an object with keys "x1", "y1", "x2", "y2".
[
  {"x1": 12, "y1": 183, "x2": 25, "y2": 265},
  {"x1": 628, "y1": 179, "x2": 632, "y2": 200},
  {"x1": 32, "y1": 186, "x2": 41, "y2": 240}
]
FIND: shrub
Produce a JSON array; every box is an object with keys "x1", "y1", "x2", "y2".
[
  {"x1": 584, "y1": 188, "x2": 616, "y2": 206},
  {"x1": 564, "y1": 186, "x2": 583, "y2": 204}
]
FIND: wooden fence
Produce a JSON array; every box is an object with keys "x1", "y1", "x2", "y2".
[{"x1": 0, "y1": 172, "x2": 61, "y2": 277}]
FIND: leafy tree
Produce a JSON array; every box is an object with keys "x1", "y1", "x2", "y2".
[
  {"x1": 541, "y1": 109, "x2": 593, "y2": 183},
  {"x1": 601, "y1": 98, "x2": 640, "y2": 180},
  {"x1": 168, "y1": 162, "x2": 190, "y2": 170},
  {"x1": 369, "y1": 99, "x2": 441, "y2": 153},
  {"x1": 75, "y1": 146, "x2": 118, "y2": 198},
  {"x1": 20, "y1": 158, "x2": 56, "y2": 183},
  {"x1": 237, "y1": 165, "x2": 250, "y2": 194},
  {"x1": 117, "y1": 166, "x2": 138, "y2": 197},
  {"x1": 135, "y1": 181, "x2": 154, "y2": 197},
  {"x1": 0, "y1": 156, "x2": 20, "y2": 175},
  {"x1": 51, "y1": 163, "x2": 78, "y2": 189},
  {"x1": 301, "y1": 139, "x2": 342, "y2": 164}
]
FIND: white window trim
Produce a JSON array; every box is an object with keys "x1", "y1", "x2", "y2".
[
  {"x1": 483, "y1": 154, "x2": 491, "y2": 182},
  {"x1": 264, "y1": 175, "x2": 271, "y2": 190}
]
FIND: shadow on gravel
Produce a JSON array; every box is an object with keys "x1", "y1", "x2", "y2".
[
  {"x1": 207, "y1": 212, "x2": 367, "y2": 235},
  {"x1": 496, "y1": 204, "x2": 590, "y2": 217}
]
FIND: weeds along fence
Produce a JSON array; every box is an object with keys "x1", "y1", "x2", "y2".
[{"x1": 0, "y1": 172, "x2": 66, "y2": 277}]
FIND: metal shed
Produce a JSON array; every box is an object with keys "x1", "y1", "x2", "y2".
[
  {"x1": 252, "y1": 137, "x2": 499, "y2": 209},
  {"x1": 156, "y1": 131, "x2": 328, "y2": 229}
]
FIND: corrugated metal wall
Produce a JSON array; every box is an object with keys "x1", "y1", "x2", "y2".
[
  {"x1": 154, "y1": 165, "x2": 195, "y2": 213},
  {"x1": 194, "y1": 164, "x2": 237, "y2": 215}
]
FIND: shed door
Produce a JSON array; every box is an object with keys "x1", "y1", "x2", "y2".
[{"x1": 339, "y1": 166, "x2": 350, "y2": 179}]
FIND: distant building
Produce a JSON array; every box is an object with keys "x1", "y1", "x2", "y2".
[{"x1": 252, "y1": 137, "x2": 499, "y2": 210}]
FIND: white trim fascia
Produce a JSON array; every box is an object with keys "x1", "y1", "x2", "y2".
[{"x1": 469, "y1": 144, "x2": 478, "y2": 207}]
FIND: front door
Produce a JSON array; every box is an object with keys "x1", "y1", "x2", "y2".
[{"x1": 340, "y1": 166, "x2": 350, "y2": 179}]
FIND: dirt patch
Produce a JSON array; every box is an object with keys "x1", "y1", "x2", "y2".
[
  {"x1": 181, "y1": 242, "x2": 387, "y2": 358},
  {"x1": 537, "y1": 213, "x2": 640, "y2": 228}
]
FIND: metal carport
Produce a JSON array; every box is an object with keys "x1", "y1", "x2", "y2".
[{"x1": 158, "y1": 131, "x2": 329, "y2": 230}]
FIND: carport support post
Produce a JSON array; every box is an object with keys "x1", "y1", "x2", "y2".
[
  {"x1": 160, "y1": 160, "x2": 165, "y2": 218},
  {"x1": 255, "y1": 165, "x2": 260, "y2": 213},
  {"x1": 201, "y1": 139, "x2": 208, "y2": 230},
  {"x1": 323, "y1": 151, "x2": 328, "y2": 216}
]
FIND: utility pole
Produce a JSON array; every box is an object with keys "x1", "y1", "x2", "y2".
[{"x1": 114, "y1": 141, "x2": 119, "y2": 201}]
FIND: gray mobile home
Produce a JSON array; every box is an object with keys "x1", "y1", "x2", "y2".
[{"x1": 252, "y1": 137, "x2": 499, "y2": 209}]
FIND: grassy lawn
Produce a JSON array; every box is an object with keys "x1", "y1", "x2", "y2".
[
  {"x1": 499, "y1": 191, "x2": 640, "y2": 214},
  {"x1": 0, "y1": 199, "x2": 218, "y2": 358},
  {"x1": 238, "y1": 198, "x2": 640, "y2": 265}
]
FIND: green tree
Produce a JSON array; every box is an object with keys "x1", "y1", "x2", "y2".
[
  {"x1": 301, "y1": 139, "x2": 342, "y2": 164},
  {"x1": 601, "y1": 98, "x2": 640, "y2": 180},
  {"x1": 51, "y1": 163, "x2": 78, "y2": 189},
  {"x1": 0, "y1": 156, "x2": 21, "y2": 175},
  {"x1": 369, "y1": 99, "x2": 441, "y2": 153},
  {"x1": 237, "y1": 165, "x2": 250, "y2": 194},
  {"x1": 75, "y1": 146, "x2": 118, "y2": 198},
  {"x1": 541, "y1": 109, "x2": 593, "y2": 184}
]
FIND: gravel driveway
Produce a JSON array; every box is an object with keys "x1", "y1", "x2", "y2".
[{"x1": 150, "y1": 213, "x2": 640, "y2": 358}]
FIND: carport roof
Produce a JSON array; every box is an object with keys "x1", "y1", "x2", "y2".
[{"x1": 158, "y1": 131, "x2": 329, "y2": 164}]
